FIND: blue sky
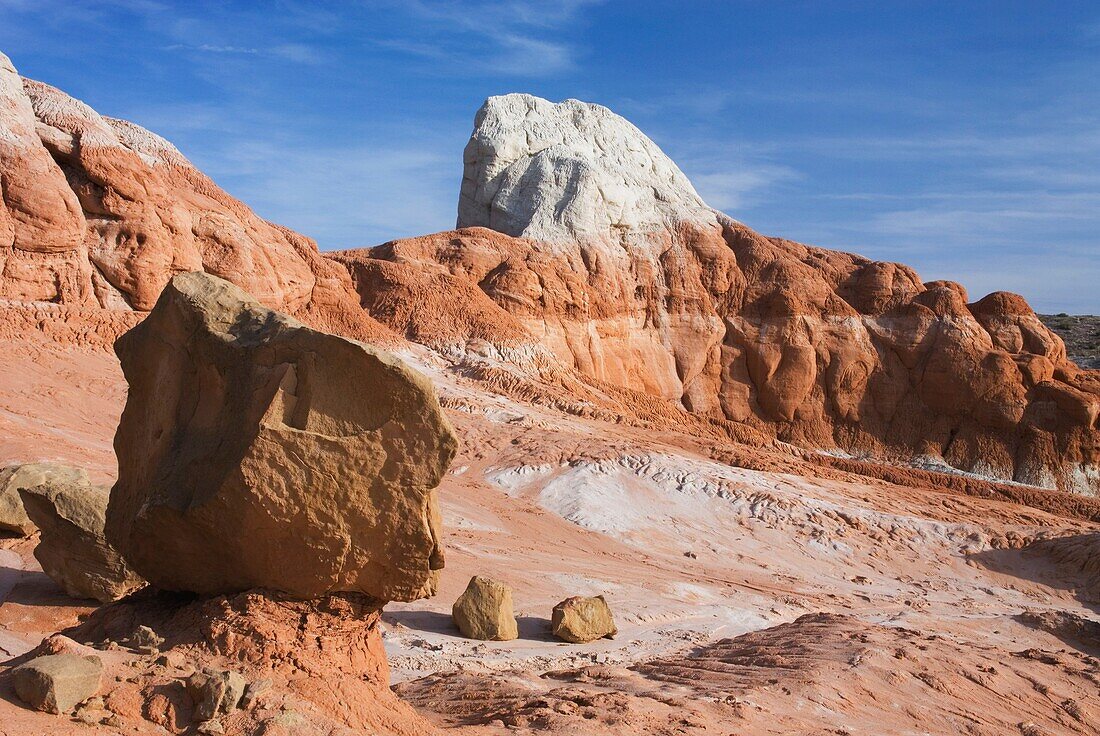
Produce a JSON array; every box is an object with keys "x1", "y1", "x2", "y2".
[{"x1": 2, "y1": 1, "x2": 1098, "y2": 312}]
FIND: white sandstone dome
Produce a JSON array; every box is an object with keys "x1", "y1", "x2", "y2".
[{"x1": 457, "y1": 93, "x2": 728, "y2": 243}]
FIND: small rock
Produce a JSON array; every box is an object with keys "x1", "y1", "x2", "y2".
[
  {"x1": 12, "y1": 653, "x2": 103, "y2": 714},
  {"x1": 452, "y1": 576, "x2": 518, "y2": 641},
  {"x1": 186, "y1": 668, "x2": 246, "y2": 721},
  {"x1": 198, "y1": 720, "x2": 225, "y2": 735},
  {"x1": 241, "y1": 678, "x2": 272, "y2": 709},
  {"x1": 128, "y1": 625, "x2": 164, "y2": 654},
  {"x1": 551, "y1": 595, "x2": 617, "y2": 643},
  {"x1": 102, "y1": 713, "x2": 124, "y2": 728}
]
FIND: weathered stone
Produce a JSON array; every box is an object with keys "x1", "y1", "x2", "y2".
[
  {"x1": 186, "y1": 668, "x2": 245, "y2": 722},
  {"x1": 12, "y1": 653, "x2": 103, "y2": 714},
  {"x1": 240, "y1": 678, "x2": 272, "y2": 709},
  {"x1": 551, "y1": 595, "x2": 617, "y2": 643},
  {"x1": 0, "y1": 462, "x2": 88, "y2": 536},
  {"x1": 452, "y1": 576, "x2": 518, "y2": 641},
  {"x1": 18, "y1": 478, "x2": 144, "y2": 602},
  {"x1": 105, "y1": 272, "x2": 457, "y2": 600},
  {"x1": 127, "y1": 624, "x2": 164, "y2": 654}
]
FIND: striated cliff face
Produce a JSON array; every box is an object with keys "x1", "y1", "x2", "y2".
[
  {"x1": 340, "y1": 94, "x2": 1099, "y2": 494},
  {"x1": 0, "y1": 51, "x2": 385, "y2": 343}
]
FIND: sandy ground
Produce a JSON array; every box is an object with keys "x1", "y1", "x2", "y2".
[{"x1": 1, "y1": 334, "x2": 1098, "y2": 734}]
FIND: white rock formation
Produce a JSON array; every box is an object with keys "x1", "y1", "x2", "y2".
[{"x1": 457, "y1": 94, "x2": 730, "y2": 243}]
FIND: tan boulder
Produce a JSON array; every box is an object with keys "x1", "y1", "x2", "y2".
[
  {"x1": 12, "y1": 653, "x2": 103, "y2": 714},
  {"x1": 0, "y1": 462, "x2": 89, "y2": 536},
  {"x1": 551, "y1": 595, "x2": 617, "y2": 643},
  {"x1": 105, "y1": 272, "x2": 457, "y2": 600},
  {"x1": 452, "y1": 576, "x2": 518, "y2": 641},
  {"x1": 19, "y1": 478, "x2": 144, "y2": 602}
]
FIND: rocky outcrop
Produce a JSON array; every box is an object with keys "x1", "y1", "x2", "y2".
[
  {"x1": 0, "y1": 51, "x2": 387, "y2": 345},
  {"x1": 334, "y1": 94, "x2": 1099, "y2": 495},
  {"x1": 12, "y1": 653, "x2": 103, "y2": 714},
  {"x1": 458, "y1": 93, "x2": 723, "y2": 244},
  {"x1": 18, "y1": 477, "x2": 144, "y2": 602},
  {"x1": 451, "y1": 576, "x2": 518, "y2": 641},
  {"x1": 0, "y1": 462, "x2": 89, "y2": 536},
  {"x1": 551, "y1": 595, "x2": 617, "y2": 643},
  {"x1": 105, "y1": 271, "x2": 457, "y2": 600},
  {"x1": 58, "y1": 590, "x2": 438, "y2": 735}
]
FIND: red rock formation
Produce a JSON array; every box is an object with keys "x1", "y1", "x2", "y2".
[
  {"x1": 0, "y1": 51, "x2": 387, "y2": 345},
  {"x1": 335, "y1": 220, "x2": 1100, "y2": 495}
]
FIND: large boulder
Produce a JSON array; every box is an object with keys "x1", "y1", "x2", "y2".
[
  {"x1": 18, "y1": 479, "x2": 144, "y2": 602},
  {"x1": 0, "y1": 462, "x2": 89, "y2": 536},
  {"x1": 104, "y1": 271, "x2": 458, "y2": 600},
  {"x1": 551, "y1": 595, "x2": 617, "y2": 643},
  {"x1": 12, "y1": 653, "x2": 103, "y2": 714},
  {"x1": 451, "y1": 575, "x2": 518, "y2": 641}
]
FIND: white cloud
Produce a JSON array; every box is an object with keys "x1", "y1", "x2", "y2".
[
  {"x1": 691, "y1": 166, "x2": 801, "y2": 213},
  {"x1": 375, "y1": 0, "x2": 602, "y2": 77}
]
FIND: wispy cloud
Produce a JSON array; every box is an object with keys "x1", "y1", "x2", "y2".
[
  {"x1": 375, "y1": 0, "x2": 602, "y2": 77},
  {"x1": 691, "y1": 165, "x2": 802, "y2": 212},
  {"x1": 164, "y1": 41, "x2": 322, "y2": 64},
  {"x1": 165, "y1": 43, "x2": 259, "y2": 55}
]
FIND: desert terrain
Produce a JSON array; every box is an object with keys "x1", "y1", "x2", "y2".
[{"x1": 0, "y1": 49, "x2": 1098, "y2": 736}]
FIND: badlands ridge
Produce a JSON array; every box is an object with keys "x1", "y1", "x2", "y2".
[{"x1": 0, "y1": 50, "x2": 1099, "y2": 735}]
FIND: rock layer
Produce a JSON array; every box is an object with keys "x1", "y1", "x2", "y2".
[{"x1": 105, "y1": 271, "x2": 457, "y2": 600}]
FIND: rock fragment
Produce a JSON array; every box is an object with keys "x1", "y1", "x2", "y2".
[
  {"x1": 18, "y1": 477, "x2": 144, "y2": 602},
  {"x1": 551, "y1": 595, "x2": 617, "y2": 643},
  {"x1": 452, "y1": 576, "x2": 518, "y2": 641},
  {"x1": 186, "y1": 667, "x2": 246, "y2": 722},
  {"x1": 12, "y1": 653, "x2": 103, "y2": 714},
  {"x1": 0, "y1": 462, "x2": 88, "y2": 536},
  {"x1": 127, "y1": 624, "x2": 164, "y2": 654}
]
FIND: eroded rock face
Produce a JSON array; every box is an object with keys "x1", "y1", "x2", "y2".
[
  {"x1": 452, "y1": 576, "x2": 518, "y2": 641},
  {"x1": 105, "y1": 271, "x2": 457, "y2": 600},
  {"x1": 0, "y1": 51, "x2": 387, "y2": 344},
  {"x1": 19, "y1": 478, "x2": 144, "y2": 602},
  {"x1": 551, "y1": 595, "x2": 617, "y2": 643},
  {"x1": 334, "y1": 93, "x2": 1100, "y2": 495}
]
